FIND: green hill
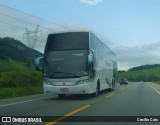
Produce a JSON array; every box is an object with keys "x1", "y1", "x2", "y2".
[
  {"x1": 0, "y1": 37, "x2": 42, "y2": 63},
  {"x1": 118, "y1": 65, "x2": 160, "y2": 83},
  {"x1": 0, "y1": 37, "x2": 43, "y2": 99}
]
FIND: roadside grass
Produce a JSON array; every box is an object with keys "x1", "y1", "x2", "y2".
[
  {"x1": 0, "y1": 58, "x2": 26, "y2": 72},
  {"x1": 153, "y1": 81, "x2": 160, "y2": 84},
  {"x1": 0, "y1": 70, "x2": 43, "y2": 87},
  {"x1": 0, "y1": 86, "x2": 43, "y2": 99},
  {"x1": 0, "y1": 59, "x2": 43, "y2": 99}
]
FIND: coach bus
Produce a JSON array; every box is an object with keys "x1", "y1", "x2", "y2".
[{"x1": 35, "y1": 31, "x2": 117, "y2": 97}]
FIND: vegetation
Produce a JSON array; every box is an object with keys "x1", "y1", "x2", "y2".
[
  {"x1": 0, "y1": 59, "x2": 43, "y2": 99},
  {"x1": 0, "y1": 37, "x2": 42, "y2": 63},
  {"x1": 128, "y1": 64, "x2": 160, "y2": 71},
  {"x1": 117, "y1": 65, "x2": 160, "y2": 83},
  {"x1": 0, "y1": 37, "x2": 43, "y2": 99}
]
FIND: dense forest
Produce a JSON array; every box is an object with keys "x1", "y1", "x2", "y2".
[{"x1": 0, "y1": 37, "x2": 42, "y2": 62}]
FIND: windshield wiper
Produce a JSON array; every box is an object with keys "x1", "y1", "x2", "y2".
[{"x1": 49, "y1": 71, "x2": 80, "y2": 78}]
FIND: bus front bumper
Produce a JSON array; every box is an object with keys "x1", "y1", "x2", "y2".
[{"x1": 43, "y1": 83, "x2": 94, "y2": 95}]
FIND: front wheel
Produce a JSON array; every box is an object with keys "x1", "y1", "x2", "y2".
[
  {"x1": 92, "y1": 82, "x2": 100, "y2": 97},
  {"x1": 110, "y1": 79, "x2": 115, "y2": 91},
  {"x1": 92, "y1": 86, "x2": 98, "y2": 97},
  {"x1": 109, "y1": 84, "x2": 113, "y2": 91}
]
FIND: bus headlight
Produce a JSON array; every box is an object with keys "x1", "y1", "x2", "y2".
[
  {"x1": 77, "y1": 79, "x2": 89, "y2": 84},
  {"x1": 43, "y1": 81, "x2": 52, "y2": 85},
  {"x1": 78, "y1": 80, "x2": 85, "y2": 84},
  {"x1": 84, "y1": 79, "x2": 89, "y2": 82}
]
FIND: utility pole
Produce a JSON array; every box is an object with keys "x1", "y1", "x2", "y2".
[{"x1": 23, "y1": 25, "x2": 41, "y2": 68}]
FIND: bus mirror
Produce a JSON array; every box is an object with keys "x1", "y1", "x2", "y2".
[
  {"x1": 87, "y1": 54, "x2": 93, "y2": 68},
  {"x1": 35, "y1": 57, "x2": 43, "y2": 71}
]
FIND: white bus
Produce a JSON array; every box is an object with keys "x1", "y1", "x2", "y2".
[{"x1": 35, "y1": 31, "x2": 117, "y2": 97}]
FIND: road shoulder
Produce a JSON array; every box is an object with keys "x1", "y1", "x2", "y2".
[
  {"x1": 0, "y1": 93, "x2": 56, "y2": 107},
  {"x1": 148, "y1": 82, "x2": 160, "y2": 95}
]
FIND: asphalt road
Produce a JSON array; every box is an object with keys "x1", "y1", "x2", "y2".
[{"x1": 0, "y1": 82, "x2": 160, "y2": 125}]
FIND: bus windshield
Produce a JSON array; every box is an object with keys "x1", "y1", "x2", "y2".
[{"x1": 44, "y1": 50, "x2": 89, "y2": 78}]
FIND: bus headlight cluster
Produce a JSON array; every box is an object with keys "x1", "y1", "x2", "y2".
[
  {"x1": 43, "y1": 81, "x2": 52, "y2": 85},
  {"x1": 78, "y1": 80, "x2": 85, "y2": 84},
  {"x1": 77, "y1": 79, "x2": 89, "y2": 84}
]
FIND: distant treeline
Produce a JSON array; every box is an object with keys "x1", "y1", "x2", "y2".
[
  {"x1": 128, "y1": 64, "x2": 160, "y2": 71},
  {"x1": 118, "y1": 64, "x2": 160, "y2": 82}
]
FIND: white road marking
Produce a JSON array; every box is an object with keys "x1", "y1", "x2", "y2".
[
  {"x1": 0, "y1": 95, "x2": 57, "y2": 108},
  {"x1": 147, "y1": 83, "x2": 160, "y2": 95}
]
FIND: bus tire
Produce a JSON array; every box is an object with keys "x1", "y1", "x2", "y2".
[
  {"x1": 92, "y1": 80, "x2": 100, "y2": 97},
  {"x1": 110, "y1": 79, "x2": 114, "y2": 91}
]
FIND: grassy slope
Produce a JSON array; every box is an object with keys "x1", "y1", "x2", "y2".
[
  {"x1": 0, "y1": 59, "x2": 43, "y2": 99},
  {"x1": 117, "y1": 67, "x2": 160, "y2": 83}
]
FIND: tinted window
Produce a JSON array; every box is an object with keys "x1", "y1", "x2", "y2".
[
  {"x1": 44, "y1": 50, "x2": 88, "y2": 78},
  {"x1": 45, "y1": 32, "x2": 89, "y2": 52}
]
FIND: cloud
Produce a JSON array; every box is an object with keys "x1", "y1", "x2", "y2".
[
  {"x1": 111, "y1": 44, "x2": 160, "y2": 70},
  {"x1": 140, "y1": 42, "x2": 160, "y2": 55},
  {"x1": 80, "y1": 0, "x2": 103, "y2": 5}
]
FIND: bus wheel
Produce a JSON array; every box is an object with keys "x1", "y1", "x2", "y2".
[
  {"x1": 58, "y1": 94, "x2": 66, "y2": 98},
  {"x1": 110, "y1": 79, "x2": 114, "y2": 91},
  {"x1": 110, "y1": 84, "x2": 113, "y2": 91},
  {"x1": 92, "y1": 81, "x2": 100, "y2": 97}
]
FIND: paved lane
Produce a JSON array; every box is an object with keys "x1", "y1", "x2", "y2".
[{"x1": 0, "y1": 82, "x2": 160, "y2": 125}]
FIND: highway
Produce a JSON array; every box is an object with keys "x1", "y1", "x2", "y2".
[{"x1": 0, "y1": 82, "x2": 160, "y2": 125}]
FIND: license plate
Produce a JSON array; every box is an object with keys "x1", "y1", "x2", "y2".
[{"x1": 60, "y1": 88, "x2": 69, "y2": 92}]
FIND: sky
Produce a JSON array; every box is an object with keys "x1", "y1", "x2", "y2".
[{"x1": 0, "y1": 0, "x2": 160, "y2": 70}]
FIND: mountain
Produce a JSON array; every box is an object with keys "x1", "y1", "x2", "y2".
[{"x1": 0, "y1": 37, "x2": 43, "y2": 63}]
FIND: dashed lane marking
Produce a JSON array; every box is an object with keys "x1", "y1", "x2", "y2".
[
  {"x1": 104, "y1": 92, "x2": 116, "y2": 99},
  {"x1": 46, "y1": 104, "x2": 91, "y2": 125}
]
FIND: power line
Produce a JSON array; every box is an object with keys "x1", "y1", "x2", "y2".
[
  {"x1": 0, "y1": 3, "x2": 74, "y2": 31},
  {"x1": 0, "y1": 12, "x2": 37, "y2": 26},
  {"x1": 0, "y1": 21, "x2": 25, "y2": 29},
  {"x1": 0, "y1": 12, "x2": 64, "y2": 32}
]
